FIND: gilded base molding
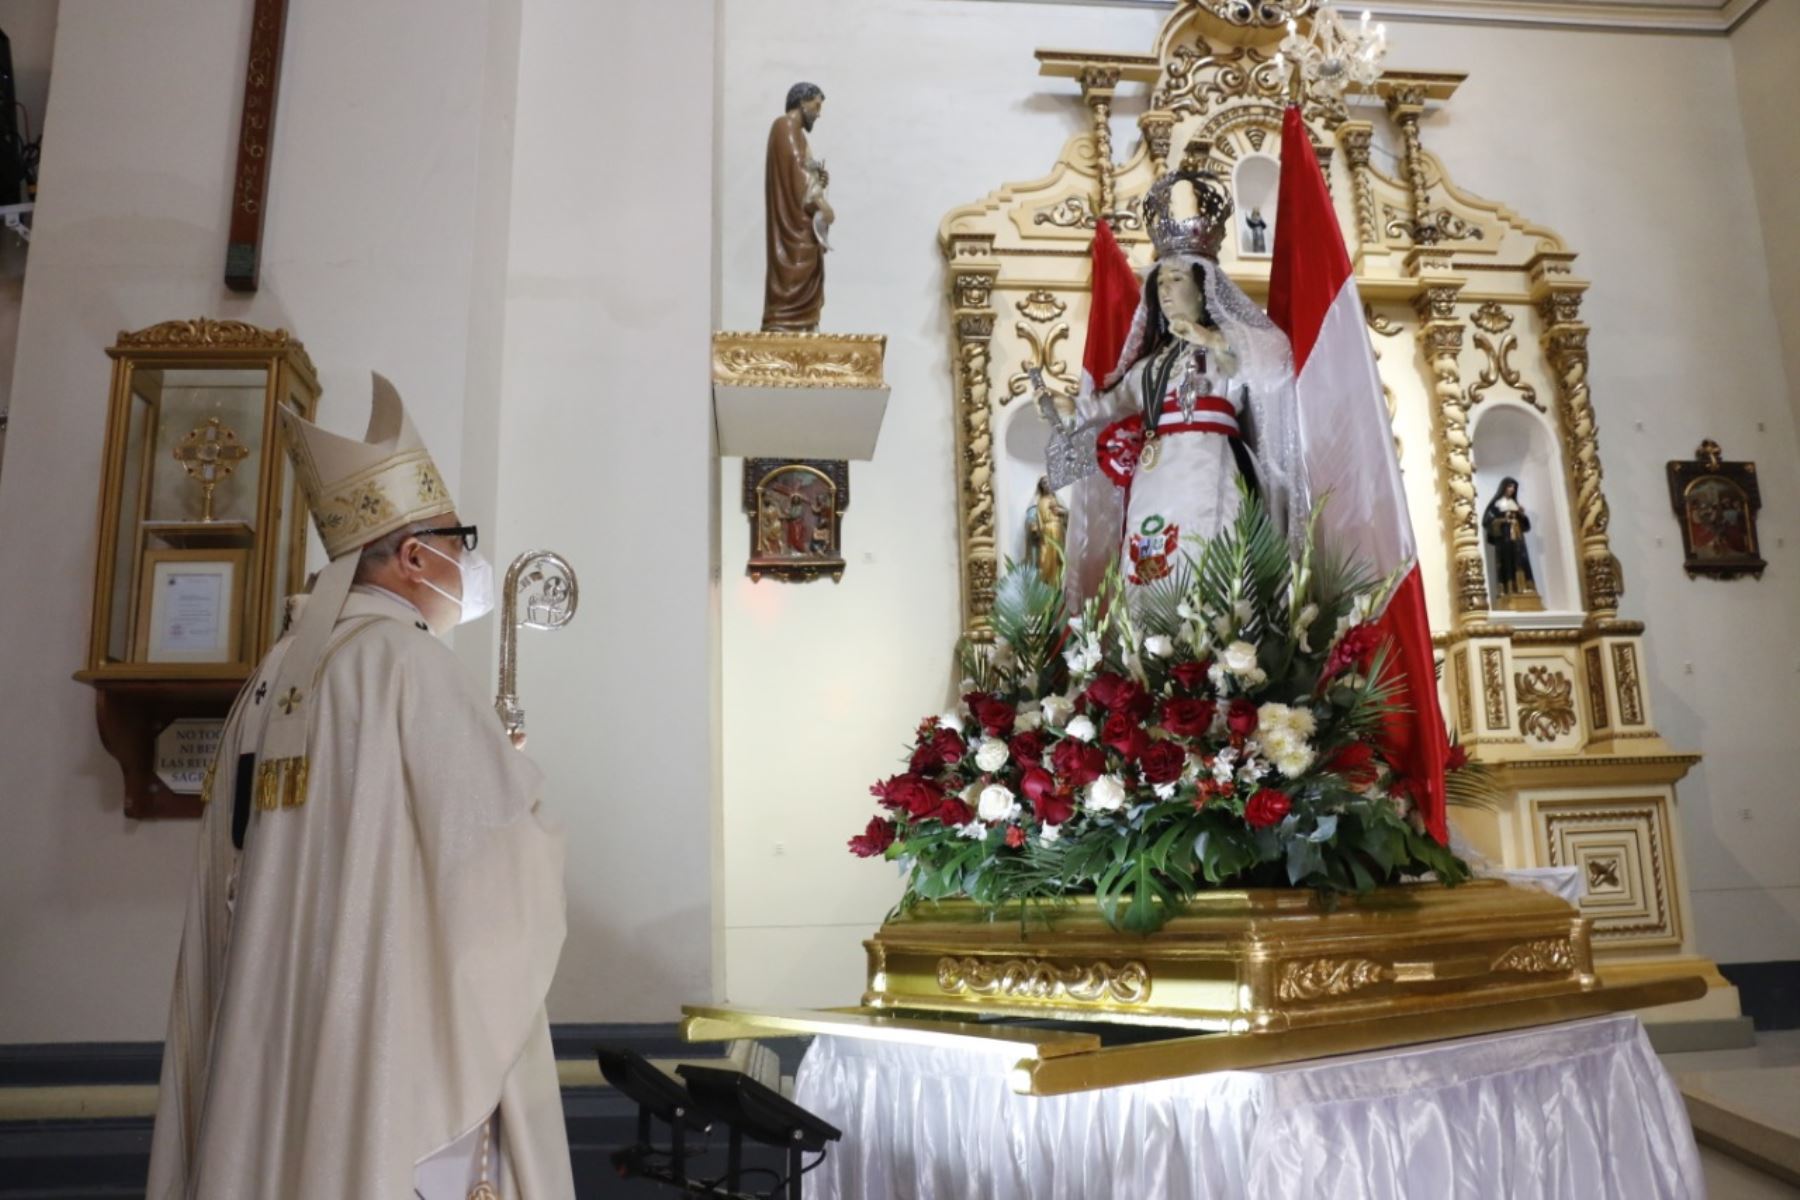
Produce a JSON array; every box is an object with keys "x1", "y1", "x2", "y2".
[
  {"x1": 711, "y1": 330, "x2": 887, "y2": 390},
  {"x1": 863, "y1": 880, "x2": 1596, "y2": 1032}
]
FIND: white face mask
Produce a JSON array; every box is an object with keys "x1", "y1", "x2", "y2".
[{"x1": 419, "y1": 541, "x2": 496, "y2": 627}]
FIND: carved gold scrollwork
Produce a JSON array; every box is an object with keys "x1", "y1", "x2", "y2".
[
  {"x1": 1158, "y1": 43, "x2": 1286, "y2": 115},
  {"x1": 1491, "y1": 938, "x2": 1574, "y2": 974},
  {"x1": 712, "y1": 332, "x2": 888, "y2": 390},
  {"x1": 1453, "y1": 650, "x2": 1475, "y2": 733},
  {"x1": 1364, "y1": 305, "x2": 1401, "y2": 338},
  {"x1": 1585, "y1": 645, "x2": 1610, "y2": 731},
  {"x1": 1481, "y1": 646, "x2": 1507, "y2": 730},
  {"x1": 1016, "y1": 290, "x2": 1068, "y2": 324},
  {"x1": 950, "y1": 244, "x2": 1000, "y2": 635},
  {"x1": 1341, "y1": 125, "x2": 1378, "y2": 251},
  {"x1": 1612, "y1": 643, "x2": 1645, "y2": 725},
  {"x1": 1277, "y1": 957, "x2": 1387, "y2": 1002},
  {"x1": 1006, "y1": 322, "x2": 1077, "y2": 407},
  {"x1": 1384, "y1": 205, "x2": 1484, "y2": 245},
  {"x1": 937, "y1": 956, "x2": 1152, "y2": 1005},
  {"x1": 1032, "y1": 193, "x2": 1145, "y2": 233},
  {"x1": 1587, "y1": 857, "x2": 1621, "y2": 890},
  {"x1": 1515, "y1": 664, "x2": 1577, "y2": 743},
  {"x1": 1465, "y1": 303, "x2": 1541, "y2": 411},
  {"x1": 116, "y1": 318, "x2": 295, "y2": 350}
]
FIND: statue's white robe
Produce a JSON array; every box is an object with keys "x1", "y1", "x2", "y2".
[{"x1": 146, "y1": 590, "x2": 574, "y2": 1200}]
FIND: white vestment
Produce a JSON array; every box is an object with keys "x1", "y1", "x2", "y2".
[{"x1": 147, "y1": 589, "x2": 574, "y2": 1200}]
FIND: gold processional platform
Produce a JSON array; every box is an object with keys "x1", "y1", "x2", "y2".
[{"x1": 685, "y1": 881, "x2": 1705, "y2": 1095}]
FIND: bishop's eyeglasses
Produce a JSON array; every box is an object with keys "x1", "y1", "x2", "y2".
[{"x1": 418, "y1": 525, "x2": 479, "y2": 553}]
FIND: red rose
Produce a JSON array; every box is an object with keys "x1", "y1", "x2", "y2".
[
  {"x1": 1085, "y1": 673, "x2": 1152, "y2": 720},
  {"x1": 934, "y1": 797, "x2": 974, "y2": 826},
  {"x1": 848, "y1": 816, "x2": 897, "y2": 858},
  {"x1": 1011, "y1": 730, "x2": 1049, "y2": 765},
  {"x1": 1051, "y1": 739, "x2": 1106, "y2": 788},
  {"x1": 1033, "y1": 790, "x2": 1075, "y2": 826},
  {"x1": 872, "y1": 773, "x2": 945, "y2": 818},
  {"x1": 1170, "y1": 660, "x2": 1212, "y2": 694},
  {"x1": 908, "y1": 743, "x2": 939, "y2": 775},
  {"x1": 1004, "y1": 825, "x2": 1026, "y2": 849},
  {"x1": 1140, "y1": 740, "x2": 1187, "y2": 785},
  {"x1": 930, "y1": 726, "x2": 967, "y2": 766},
  {"x1": 1226, "y1": 697, "x2": 1259, "y2": 738},
  {"x1": 1102, "y1": 711, "x2": 1150, "y2": 761},
  {"x1": 1244, "y1": 788, "x2": 1292, "y2": 829},
  {"x1": 1324, "y1": 742, "x2": 1379, "y2": 789},
  {"x1": 1020, "y1": 765, "x2": 1057, "y2": 804},
  {"x1": 1446, "y1": 744, "x2": 1469, "y2": 771},
  {"x1": 965, "y1": 692, "x2": 1017, "y2": 737},
  {"x1": 1159, "y1": 698, "x2": 1217, "y2": 739},
  {"x1": 1323, "y1": 624, "x2": 1384, "y2": 682}
]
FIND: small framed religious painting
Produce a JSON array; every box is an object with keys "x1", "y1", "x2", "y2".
[
  {"x1": 1666, "y1": 440, "x2": 1765, "y2": 580},
  {"x1": 743, "y1": 457, "x2": 849, "y2": 583},
  {"x1": 134, "y1": 548, "x2": 249, "y2": 663}
]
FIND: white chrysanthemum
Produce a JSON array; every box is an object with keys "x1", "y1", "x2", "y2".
[
  {"x1": 974, "y1": 737, "x2": 1011, "y2": 773},
  {"x1": 938, "y1": 711, "x2": 966, "y2": 734},
  {"x1": 1041, "y1": 695, "x2": 1075, "y2": 728},
  {"x1": 1144, "y1": 634, "x2": 1175, "y2": 658},
  {"x1": 1222, "y1": 640, "x2": 1259, "y2": 676},
  {"x1": 1271, "y1": 745, "x2": 1316, "y2": 779},
  {"x1": 1085, "y1": 775, "x2": 1128, "y2": 813},
  {"x1": 1065, "y1": 714, "x2": 1098, "y2": 743},
  {"x1": 977, "y1": 783, "x2": 1020, "y2": 823}
]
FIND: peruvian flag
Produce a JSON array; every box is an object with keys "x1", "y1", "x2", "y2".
[
  {"x1": 1266, "y1": 105, "x2": 1450, "y2": 844},
  {"x1": 1080, "y1": 220, "x2": 1142, "y2": 399}
]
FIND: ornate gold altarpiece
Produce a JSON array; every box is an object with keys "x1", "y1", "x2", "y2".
[
  {"x1": 688, "y1": 2, "x2": 1726, "y2": 1082},
  {"x1": 933, "y1": 0, "x2": 1738, "y2": 1032}
]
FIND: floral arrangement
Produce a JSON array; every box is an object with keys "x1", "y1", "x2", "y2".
[{"x1": 849, "y1": 496, "x2": 1473, "y2": 934}]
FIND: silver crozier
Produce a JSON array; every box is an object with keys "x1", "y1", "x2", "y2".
[{"x1": 494, "y1": 550, "x2": 580, "y2": 740}]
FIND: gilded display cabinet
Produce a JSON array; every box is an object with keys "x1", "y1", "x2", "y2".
[
  {"x1": 936, "y1": 1, "x2": 1741, "y2": 1036},
  {"x1": 75, "y1": 319, "x2": 319, "y2": 819}
]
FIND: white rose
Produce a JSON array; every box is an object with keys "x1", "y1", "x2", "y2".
[
  {"x1": 1144, "y1": 634, "x2": 1175, "y2": 658},
  {"x1": 1222, "y1": 640, "x2": 1259, "y2": 676},
  {"x1": 1014, "y1": 707, "x2": 1043, "y2": 733},
  {"x1": 977, "y1": 783, "x2": 1019, "y2": 823},
  {"x1": 961, "y1": 782, "x2": 982, "y2": 807},
  {"x1": 1038, "y1": 822, "x2": 1063, "y2": 846},
  {"x1": 938, "y1": 711, "x2": 966, "y2": 735},
  {"x1": 975, "y1": 737, "x2": 1011, "y2": 773},
  {"x1": 1041, "y1": 695, "x2": 1074, "y2": 728},
  {"x1": 1065, "y1": 714, "x2": 1098, "y2": 743},
  {"x1": 1085, "y1": 774, "x2": 1128, "y2": 813}
]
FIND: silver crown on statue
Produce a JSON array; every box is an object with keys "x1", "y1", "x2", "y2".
[{"x1": 1142, "y1": 139, "x2": 1234, "y2": 261}]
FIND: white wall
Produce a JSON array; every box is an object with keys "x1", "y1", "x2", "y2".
[
  {"x1": 1731, "y1": 0, "x2": 1800, "y2": 435},
  {"x1": 494, "y1": 0, "x2": 719, "y2": 1021},
  {"x1": 0, "y1": 0, "x2": 521, "y2": 1042},
  {"x1": 714, "y1": 1, "x2": 1800, "y2": 1011}
]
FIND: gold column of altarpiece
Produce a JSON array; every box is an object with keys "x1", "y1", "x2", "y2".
[{"x1": 933, "y1": 0, "x2": 1738, "y2": 1030}]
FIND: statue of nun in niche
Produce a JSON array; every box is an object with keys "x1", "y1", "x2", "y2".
[{"x1": 1484, "y1": 476, "x2": 1544, "y2": 611}]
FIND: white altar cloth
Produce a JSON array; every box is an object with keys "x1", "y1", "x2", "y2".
[{"x1": 793, "y1": 1014, "x2": 1702, "y2": 1200}]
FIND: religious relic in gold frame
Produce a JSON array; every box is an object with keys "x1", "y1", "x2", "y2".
[
  {"x1": 75, "y1": 318, "x2": 321, "y2": 818},
  {"x1": 743, "y1": 457, "x2": 850, "y2": 584},
  {"x1": 1666, "y1": 440, "x2": 1765, "y2": 580}
]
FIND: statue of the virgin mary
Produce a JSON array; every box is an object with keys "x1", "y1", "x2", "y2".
[{"x1": 1041, "y1": 149, "x2": 1308, "y2": 605}]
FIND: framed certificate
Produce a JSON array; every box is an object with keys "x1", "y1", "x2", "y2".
[{"x1": 134, "y1": 549, "x2": 247, "y2": 664}]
